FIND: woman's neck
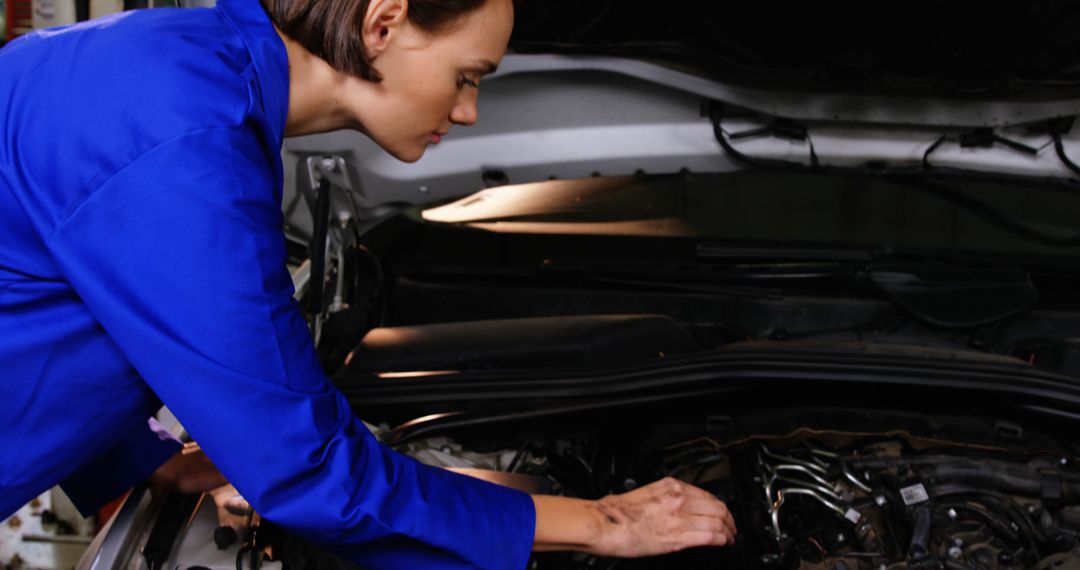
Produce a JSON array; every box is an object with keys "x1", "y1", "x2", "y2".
[{"x1": 275, "y1": 27, "x2": 369, "y2": 137}]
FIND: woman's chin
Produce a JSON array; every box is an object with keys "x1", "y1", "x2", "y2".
[{"x1": 387, "y1": 144, "x2": 426, "y2": 164}]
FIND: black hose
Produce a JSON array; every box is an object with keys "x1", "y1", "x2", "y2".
[
  {"x1": 851, "y1": 457, "x2": 1080, "y2": 500},
  {"x1": 922, "y1": 464, "x2": 1041, "y2": 496},
  {"x1": 309, "y1": 178, "x2": 331, "y2": 315},
  {"x1": 909, "y1": 505, "x2": 933, "y2": 560}
]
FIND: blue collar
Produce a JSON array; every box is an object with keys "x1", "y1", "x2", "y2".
[{"x1": 216, "y1": 0, "x2": 289, "y2": 146}]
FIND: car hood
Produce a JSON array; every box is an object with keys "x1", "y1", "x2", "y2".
[{"x1": 281, "y1": 1, "x2": 1080, "y2": 219}]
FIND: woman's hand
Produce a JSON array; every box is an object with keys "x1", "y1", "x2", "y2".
[
  {"x1": 532, "y1": 477, "x2": 737, "y2": 558},
  {"x1": 148, "y1": 443, "x2": 228, "y2": 495}
]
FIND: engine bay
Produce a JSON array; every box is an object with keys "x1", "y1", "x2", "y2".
[
  {"x1": 401, "y1": 418, "x2": 1080, "y2": 570},
  {"x1": 157, "y1": 407, "x2": 1080, "y2": 570}
]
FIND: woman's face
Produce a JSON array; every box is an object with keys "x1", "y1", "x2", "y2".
[{"x1": 348, "y1": 0, "x2": 514, "y2": 163}]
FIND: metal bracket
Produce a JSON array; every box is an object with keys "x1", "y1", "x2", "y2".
[{"x1": 306, "y1": 155, "x2": 354, "y2": 196}]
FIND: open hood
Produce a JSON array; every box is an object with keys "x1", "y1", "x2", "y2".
[
  {"x1": 281, "y1": 2, "x2": 1080, "y2": 223},
  {"x1": 510, "y1": 1, "x2": 1080, "y2": 99}
]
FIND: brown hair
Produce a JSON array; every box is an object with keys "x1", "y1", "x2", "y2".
[{"x1": 262, "y1": 0, "x2": 489, "y2": 81}]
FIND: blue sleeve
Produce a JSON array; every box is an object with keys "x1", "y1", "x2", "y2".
[
  {"x1": 59, "y1": 418, "x2": 182, "y2": 517},
  {"x1": 45, "y1": 127, "x2": 536, "y2": 570}
]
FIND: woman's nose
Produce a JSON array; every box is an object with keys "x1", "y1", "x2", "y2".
[{"x1": 450, "y1": 92, "x2": 479, "y2": 126}]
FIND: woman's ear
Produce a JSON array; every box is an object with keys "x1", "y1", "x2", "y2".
[{"x1": 362, "y1": 0, "x2": 408, "y2": 58}]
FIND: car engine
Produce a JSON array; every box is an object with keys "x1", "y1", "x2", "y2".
[
  {"x1": 154, "y1": 414, "x2": 1080, "y2": 570},
  {"x1": 398, "y1": 425, "x2": 1080, "y2": 570}
]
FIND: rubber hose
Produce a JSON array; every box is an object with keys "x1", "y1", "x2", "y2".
[
  {"x1": 909, "y1": 505, "x2": 932, "y2": 560},
  {"x1": 924, "y1": 464, "x2": 1041, "y2": 496}
]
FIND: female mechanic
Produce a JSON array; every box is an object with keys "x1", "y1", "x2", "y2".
[{"x1": 0, "y1": 0, "x2": 736, "y2": 566}]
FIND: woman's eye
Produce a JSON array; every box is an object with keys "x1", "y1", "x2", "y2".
[{"x1": 459, "y1": 76, "x2": 480, "y2": 89}]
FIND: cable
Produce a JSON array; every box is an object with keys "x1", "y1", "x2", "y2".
[
  {"x1": 901, "y1": 178, "x2": 1080, "y2": 247},
  {"x1": 922, "y1": 136, "x2": 948, "y2": 170},
  {"x1": 309, "y1": 178, "x2": 332, "y2": 316},
  {"x1": 1054, "y1": 134, "x2": 1080, "y2": 177},
  {"x1": 709, "y1": 105, "x2": 1080, "y2": 246},
  {"x1": 711, "y1": 104, "x2": 1080, "y2": 192}
]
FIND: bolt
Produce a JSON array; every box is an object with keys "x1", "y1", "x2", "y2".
[
  {"x1": 953, "y1": 538, "x2": 964, "y2": 548},
  {"x1": 1061, "y1": 458, "x2": 1069, "y2": 467},
  {"x1": 623, "y1": 478, "x2": 638, "y2": 491},
  {"x1": 948, "y1": 546, "x2": 963, "y2": 560},
  {"x1": 836, "y1": 533, "x2": 845, "y2": 543},
  {"x1": 947, "y1": 508, "x2": 959, "y2": 519},
  {"x1": 875, "y1": 495, "x2": 887, "y2": 506},
  {"x1": 419, "y1": 186, "x2": 430, "y2": 194},
  {"x1": 213, "y1": 525, "x2": 238, "y2": 550},
  {"x1": 1028, "y1": 505, "x2": 1038, "y2": 514},
  {"x1": 320, "y1": 158, "x2": 337, "y2": 172}
]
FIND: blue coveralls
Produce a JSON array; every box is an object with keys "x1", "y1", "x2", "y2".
[{"x1": 0, "y1": 0, "x2": 535, "y2": 567}]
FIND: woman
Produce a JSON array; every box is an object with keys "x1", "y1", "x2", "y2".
[{"x1": 0, "y1": 0, "x2": 736, "y2": 566}]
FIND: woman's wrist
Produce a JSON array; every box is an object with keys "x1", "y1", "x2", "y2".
[{"x1": 531, "y1": 495, "x2": 608, "y2": 553}]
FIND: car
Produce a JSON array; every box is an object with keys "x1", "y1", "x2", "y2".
[{"x1": 79, "y1": 2, "x2": 1080, "y2": 569}]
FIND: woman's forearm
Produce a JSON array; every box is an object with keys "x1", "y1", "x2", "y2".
[{"x1": 531, "y1": 495, "x2": 606, "y2": 552}]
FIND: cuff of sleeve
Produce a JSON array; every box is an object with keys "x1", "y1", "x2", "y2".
[
  {"x1": 408, "y1": 456, "x2": 538, "y2": 570},
  {"x1": 60, "y1": 418, "x2": 182, "y2": 516}
]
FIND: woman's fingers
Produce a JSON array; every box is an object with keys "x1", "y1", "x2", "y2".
[
  {"x1": 680, "y1": 495, "x2": 737, "y2": 538},
  {"x1": 655, "y1": 477, "x2": 738, "y2": 538},
  {"x1": 679, "y1": 529, "x2": 731, "y2": 548},
  {"x1": 684, "y1": 513, "x2": 734, "y2": 542}
]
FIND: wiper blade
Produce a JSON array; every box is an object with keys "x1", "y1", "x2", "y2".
[
  {"x1": 581, "y1": 274, "x2": 783, "y2": 300},
  {"x1": 868, "y1": 262, "x2": 1038, "y2": 328}
]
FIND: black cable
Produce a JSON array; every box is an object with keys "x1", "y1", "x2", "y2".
[
  {"x1": 904, "y1": 178, "x2": 1080, "y2": 247},
  {"x1": 1054, "y1": 134, "x2": 1080, "y2": 177},
  {"x1": 711, "y1": 103, "x2": 1080, "y2": 193},
  {"x1": 236, "y1": 545, "x2": 249, "y2": 570},
  {"x1": 922, "y1": 136, "x2": 948, "y2": 170},
  {"x1": 507, "y1": 439, "x2": 533, "y2": 473},
  {"x1": 309, "y1": 178, "x2": 332, "y2": 315}
]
